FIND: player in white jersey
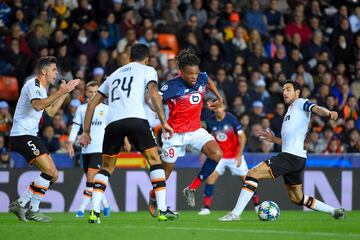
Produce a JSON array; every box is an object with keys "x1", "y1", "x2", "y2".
[
  {"x1": 8, "y1": 56, "x2": 80, "y2": 222},
  {"x1": 78, "y1": 44, "x2": 178, "y2": 223},
  {"x1": 66, "y1": 81, "x2": 111, "y2": 218},
  {"x1": 219, "y1": 80, "x2": 345, "y2": 221}
]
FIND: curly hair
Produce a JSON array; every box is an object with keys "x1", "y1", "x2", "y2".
[{"x1": 175, "y1": 48, "x2": 200, "y2": 70}]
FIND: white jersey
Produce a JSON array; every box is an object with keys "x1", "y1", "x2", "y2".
[
  {"x1": 98, "y1": 62, "x2": 157, "y2": 125},
  {"x1": 145, "y1": 104, "x2": 161, "y2": 128},
  {"x1": 281, "y1": 98, "x2": 315, "y2": 158},
  {"x1": 68, "y1": 103, "x2": 108, "y2": 154},
  {"x1": 10, "y1": 78, "x2": 47, "y2": 137}
]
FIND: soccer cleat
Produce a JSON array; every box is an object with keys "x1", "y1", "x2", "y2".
[
  {"x1": 9, "y1": 201, "x2": 28, "y2": 222},
  {"x1": 183, "y1": 187, "x2": 196, "y2": 207},
  {"x1": 75, "y1": 210, "x2": 84, "y2": 218},
  {"x1": 25, "y1": 210, "x2": 53, "y2": 222},
  {"x1": 198, "y1": 208, "x2": 211, "y2": 215},
  {"x1": 218, "y1": 212, "x2": 241, "y2": 222},
  {"x1": 88, "y1": 210, "x2": 101, "y2": 224},
  {"x1": 254, "y1": 205, "x2": 259, "y2": 214},
  {"x1": 103, "y1": 207, "x2": 111, "y2": 217},
  {"x1": 157, "y1": 208, "x2": 180, "y2": 221},
  {"x1": 332, "y1": 208, "x2": 345, "y2": 220},
  {"x1": 148, "y1": 191, "x2": 157, "y2": 218}
]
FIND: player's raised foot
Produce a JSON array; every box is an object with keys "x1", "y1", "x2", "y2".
[
  {"x1": 148, "y1": 191, "x2": 158, "y2": 218},
  {"x1": 103, "y1": 207, "x2": 111, "y2": 217},
  {"x1": 218, "y1": 212, "x2": 240, "y2": 222},
  {"x1": 75, "y1": 210, "x2": 84, "y2": 218},
  {"x1": 332, "y1": 208, "x2": 345, "y2": 220},
  {"x1": 88, "y1": 210, "x2": 101, "y2": 224},
  {"x1": 157, "y1": 208, "x2": 180, "y2": 221},
  {"x1": 198, "y1": 207, "x2": 211, "y2": 215},
  {"x1": 9, "y1": 201, "x2": 28, "y2": 222},
  {"x1": 183, "y1": 187, "x2": 196, "y2": 207},
  {"x1": 26, "y1": 210, "x2": 53, "y2": 222}
]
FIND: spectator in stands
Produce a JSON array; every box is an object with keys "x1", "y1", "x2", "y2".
[
  {"x1": 71, "y1": 0, "x2": 95, "y2": 30},
  {"x1": 291, "y1": 63, "x2": 314, "y2": 91},
  {"x1": 178, "y1": 14, "x2": 203, "y2": 48},
  {"x1": 49, "y1": 0, "x2": 72, "y2": 31},
  {"x1": 200, "y1": 43, "x2": 224, "y2": 76},
  {"x1": 306, "y1": 130, "x2": 323, "y2": 153},
  {"x1": 0, "y1": 151, "x2": 13, "y2": 169},
  {"x1": 185, "y1": 0, "x2": 208, "y2": 27},
  {"x1": 247, "y1": 123, "x2": 263, "y2": 152},
  {"x1": 323, "y1": 138, "x2": 344, "y2": 154},
  {"x1": 41, "y1": 125, "x2": 60, "y2": 153},
  {"x1": 95, "y1": 49, "x2": 116, "y2": 76},
  {"x1": 29, "y1": 9, "x2": 52, "y2": 38},
  {"x1": 264, "y1": 0, "x2": 284, "y2": 35},
  {"x1": 345, "y1": 128, "x2": 360, "y2": 153},
  {"x1": 5, "y1": 23, "x2": 32, "y2": 59},
  {"x1": 302, "y1": 30, "x2": 333, "y2": 63},
  {"x1": 231, "y1": 96, "x2": 246, "y2": 119},
  {"x1": 249, "y1": 79, "x2": 273, "y2": 113},
  {"x1": 245, "y1": 0, "x2": 267, "y2": 37},
  {"x1": 96, "y1": 25, "x2": 113, "y2": 50},
  {"x1": 342, "y1": 96, "x2": 359, "y2": 121},
  {"x1": 248, "y1": 101, "x2": 265, "y2": 126},
  {"x1": 27, "y1": 23, "x2": 48, "y2": 57},
  {"x1": 349, "y1": 6, "x2": 360, "y2": 33},
  {"x1": 138, "y1": 28, "x2": 157, "y2": 47},
  {"x1": 331, "y1": 18, "x2": 353, "y2": 49},
  {"x1": 236, "y1": 80, "x2": 252, "y2": 109},
  {"x1": 74, "y1": 28, "x2": 96, "y2": 60},
  {"x1": 333, "y1": 34, "x2": 353, "y2": 66},
  {"x1": 52, "y1": 113, "x2": 67, "y2": 136},
  {"x1": 0, "y1": 101, "x2": 12, "y2": 137},
  {"x1": 162, "y1": 0, "x2": 184, "y2": 33},
  {"x1": 117, "y1": 28, "x2": 138, "y2": 53},
  {"x1": 284, "y1": 10, "x2": 312, "y2": 45},
  {"x1": 223, "y1": 26, "x2": 248, "y2": 65}
]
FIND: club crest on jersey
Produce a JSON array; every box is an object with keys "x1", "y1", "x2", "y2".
[
  {"x1": 99, "y1": 110, "x2": 104, "y2": 116},
  {"x1": 189, "y1": 93, "x2": 201, "y2": 104},
  {"x1": 36, "y1": 90, "x2": 41, "y2": 96},
  {"x1": 198, "y1": 86, "x2": 205, "y2": 92},
  {"x1": 284, "y1": 115, "x2": 290, "y2": 121},
  {"x1": 215, "y1": 132, "x2": 228, "y2": 142},
  {"x1": 160, "y1": 84, "x2": 168, "y2": 91}
]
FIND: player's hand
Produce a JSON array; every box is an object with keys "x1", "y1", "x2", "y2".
[
  {"x1": 207, "y1": 98, "x2": 223, "y2": 110},
  {"x1": 78, "y1": 132, "x2": 91, "y2": 147},
  {"x1": 66, "y1": 141, "x2": 75, "y2": 158},
  {"x1": 60, "y1": 79, "x2": 81, "y2": 94},
  {"x1": 235, "y1": 155, "x2": 242, "y2": 167},
  {"x1": 162, "y1": 122, "x2": 174, "y2": 139},
  {"x1": 259, "y1": 128, "x2": 274, "y2": 143},
  {"x1": 328, "y1": 111, "x2": 338, "y2": 121}
]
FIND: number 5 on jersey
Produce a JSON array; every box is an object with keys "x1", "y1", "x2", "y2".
[{"x1": 111, "y1": 77, "x2": 133, "y2": 102}]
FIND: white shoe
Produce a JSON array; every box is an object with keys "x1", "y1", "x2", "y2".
[
  {"x1": 218, "y1": 212, "x2": 240, "y2": 222},
  {"x1": 254, "y1": 205, "x2": 259, "y2": 214},
  {"x1": 198, "y1": 208, "x2": 211, "y2": 215},
  {"x1": 332, "y1": 208, "x2": 345, "y2": 220}
]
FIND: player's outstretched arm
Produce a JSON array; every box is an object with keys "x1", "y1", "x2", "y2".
[
  {"x1": 78, "y1": 92, "x2": 104, "y2": 147},
  {"x1": 259, "y1": 128, "x2": 282, "y2": 145},
  {"x1": 32, "y1": 79, "x2": 80, "y2": 117},
  {"x1": 311, "y1": 105, "x2": 338, "y2": 120},
  {"x1": 206, "y1": 77, "x2": 224, "y2": 109}
]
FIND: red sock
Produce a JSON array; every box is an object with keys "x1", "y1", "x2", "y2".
[
  {"x1": 252, "y1": 194, "x2": 260, "y2": 206},
  {"x1": 188, "y1": 176, "x2": 202, "y2": 190},
  {"x1": 150, "y1": 189, "x2": 155, "y2": 199},
  {"x1": 204, "y1": 196, "x2": 212, "y2": 208}
]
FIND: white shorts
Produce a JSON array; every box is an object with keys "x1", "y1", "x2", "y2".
[
  {"x1": 214, "y1": 156, "x2": 248, "y2": 176},
  {"x1": 161, "y1": 128, "x2": 214, "y2": 163}
]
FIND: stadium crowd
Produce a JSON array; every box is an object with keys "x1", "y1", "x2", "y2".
[{"x1": 0, "y1": 0, "x2": 359, "y2": 168}]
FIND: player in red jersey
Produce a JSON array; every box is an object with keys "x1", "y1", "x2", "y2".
[
  {"x1": 198, "y1": 103, "x2": 260, "y2": 216},
  {"x1": 148, "y1": 49, "x2": 224, "y2": 216}
]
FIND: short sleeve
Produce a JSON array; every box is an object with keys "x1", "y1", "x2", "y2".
[
  {"x1": 72, "y1": 106, "x2": 83, "y2": 125},
  {"x1": 229, "y1": 114, "x2": 243, "y2": 133},
  {"x1": 198, "y1": 72, "x2": 209, "y2": 85},
  {"x1": 301, "y1": 99, "x2": 315, "y2": 112},
  {"x1": 98, "y1": 77, "x2": 110, "y2": 97},
  {"x1": 27, "y1": 83, "x2": 43, "y2": 102},
  {"x1": 145, "y1": 67, "x2": 158, "y2": 86}
]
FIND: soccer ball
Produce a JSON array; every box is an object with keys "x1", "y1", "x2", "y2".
[{"x1": 257, "y1": 201, "x2": 280, "y2": 221}]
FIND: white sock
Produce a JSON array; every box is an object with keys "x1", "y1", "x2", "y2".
[
  {"x1": 18, "y1": 188, "x2": 33, "y2": 207},
  {"x1": 29, "y1": 175, "x2": 51, "y2": 212},
  {"x1": 91, "y1": 172, "x2": 109, "y2": 213},
  {"x1": 78, "y1": 187, "x2": 92, "y2": 212},
  {"x1": 304, "y1": 195, "x2": 335, "y2": 214},
  {"x1": 101, "y1": 194, "x2": 110, "y2": 209},
  {"x1": 150, "y1": 167, "x2": 167, "y2": 212},
  {"x1": 232, "y1": 177, "x2": 258, "y2": 216}
]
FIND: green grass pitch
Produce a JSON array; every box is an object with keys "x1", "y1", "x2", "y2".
[{"x1": 1, "y1": 211, "x2": 360, "y2": 240}]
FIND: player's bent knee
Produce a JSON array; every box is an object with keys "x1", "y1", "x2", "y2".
[
  {"x1": 210, "y1": 149, "x2": 222, "y2": 162},
  {"x1": 289, "y1": 195, "x2": 303, "y2": 205},
  {"x1": 44, "y1": 168, "x2": 58, "y2": 182}
]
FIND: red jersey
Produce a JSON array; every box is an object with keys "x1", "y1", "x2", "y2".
[{"x1": 161, "y1": 72, "x2": 208, "y2": 133}]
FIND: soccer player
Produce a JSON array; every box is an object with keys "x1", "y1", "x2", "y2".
[
  {"x1": 198, "y1": 103, "x2": 260, "y2": 215},
  {"x1": 66, "y1": 81, "x2": 110, "y2": 218},
  {"x1": 78, "y1": 44, "x2": 178, "y2": 223},
  {"x1": 218, "y1": 81, "x2": 345, "y2": 221},
  {"x1": 148, "y1": 49, "x2": 224, "y2": 215},
  {"x1": 8, "y1": 56, "x2": 80, "y2": 222}
]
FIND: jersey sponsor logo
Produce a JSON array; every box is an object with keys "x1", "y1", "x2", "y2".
[
  {"x1": 36, "y1": 90, "x2": 41, "y2": 96},
  {"x1": 284, "y1": 115, "x2": 290, "y2": 121},
  {"x1": 160, "y1": 84, "x2": 168, "y2": 91},
  {"x1": 189, "y1": 93, "x2": 201, "y2": 105},
  {"x1": 215, "y1": 132, "x2": 228, "y2": 142},
  {"x1": 91, "y1": 119, "x2": 103, "y2": 126},
  {"x1": 99, "y1": 110, "x2": 105, "y2": 117}
]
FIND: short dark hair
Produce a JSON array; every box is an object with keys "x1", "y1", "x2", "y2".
[
  {"x1": 282, "y1": 80, "x2": 301, "y2": 93},
  {"x1": 176, "y1": 48, "x2": 200, "y2": 70},
  {"x1": 130, "y1": 44, "x2": 150, "y2": 62},
  {"x1": 36, "y1": 56, "x2": 57, "y2": 73}
]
